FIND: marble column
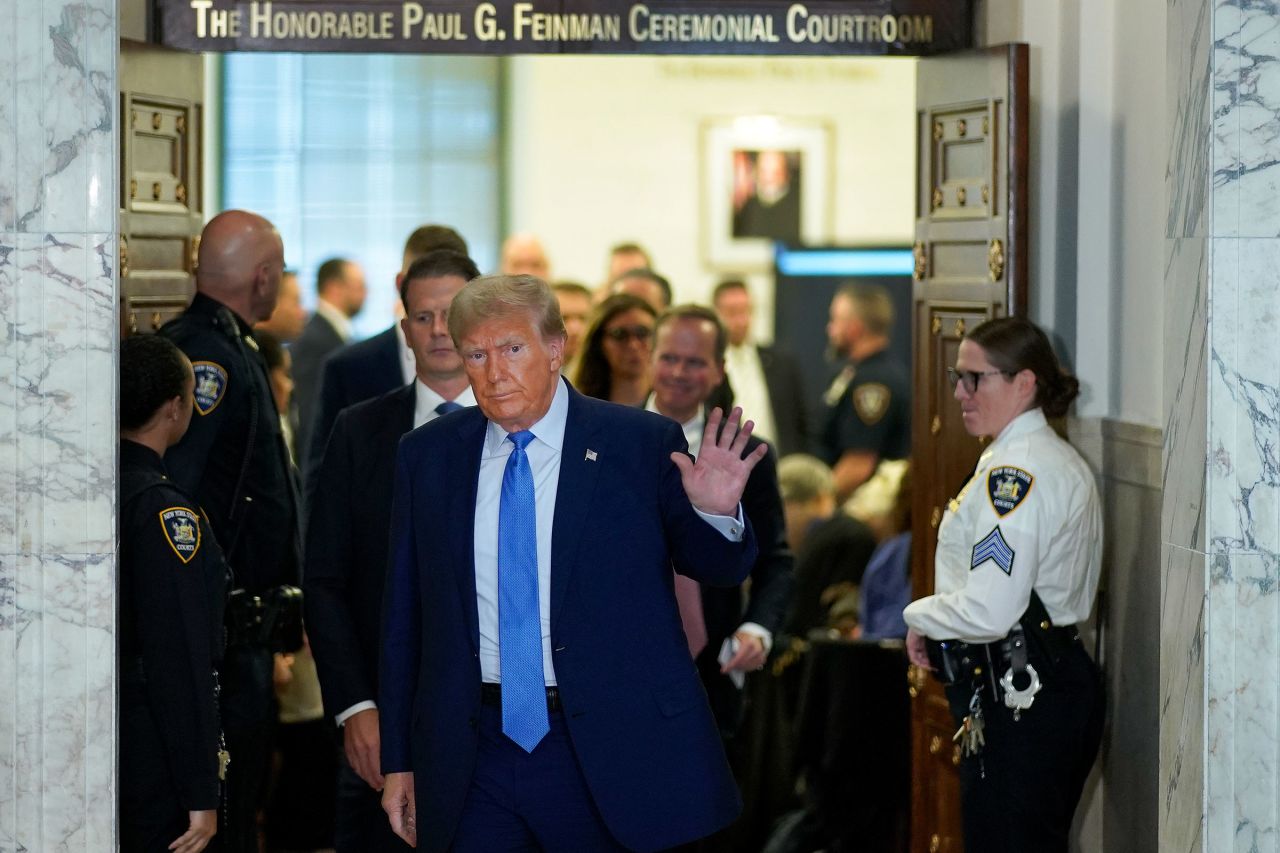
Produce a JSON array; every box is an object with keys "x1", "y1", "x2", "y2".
[
  {"x1": 0, "y1": 0, "x2": 119, "y2": 850},
  {"x1": 1165, "y1": 0, "x2": 1280, "y2": 851}
]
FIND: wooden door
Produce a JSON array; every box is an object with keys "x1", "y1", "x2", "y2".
[
  {"x1": 908, "y1": 44, "x2": 1029, "y2": 853},
  {"x1": 119, "y1": 36, "x2": 204, "y2": 337}
]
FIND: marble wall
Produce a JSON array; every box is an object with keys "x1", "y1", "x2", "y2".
[
  {"x1": 0, "y1": 0, "x2": 119, "y2": 850},
  {"x1": 1164, "y1": 0, "x2": 1280, "y2": 851}
]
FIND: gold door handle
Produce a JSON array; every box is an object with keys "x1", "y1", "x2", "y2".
[
  {"x1": 929, "y1": 833, "x2": 941, "y2": 853},
  {"x1": 930, "y1": 506, "x2": 942, "y2": 529},
  {"x1": 908, "y1": 664, "x2": 928, "y2": 698},
  {"x1": 928, "y1": 735, "x2": 943, "y2": 755}
]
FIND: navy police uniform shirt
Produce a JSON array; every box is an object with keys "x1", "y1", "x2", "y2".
[
  {"x1": 818, "y1": 348, "x2": 911, "y2": 465},
  {"x1": 162, "y1": 292, "x2": 300, "y2": 593},
  {"x1": 119, "y1": 439, "x2": 229, "y2": 812}
]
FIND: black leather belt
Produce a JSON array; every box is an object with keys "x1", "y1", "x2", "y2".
[
  {"x1": 480, "y1": 682, "x2": 563, "y2": 712},
  {"x1": 925, "y1": 624, "x2": 1080, "y2": 687}
]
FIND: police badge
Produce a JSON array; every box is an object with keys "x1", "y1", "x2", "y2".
[
  {"x1": 987, "y1": 466, "x2": 1034, "y2": 517},
  {"x1": 191, "y1": 361, "x2": 228, "y2": 415},
  {"x1": 853, "y1": 382, "x2": 890, "y2": 425},
  {"x1": 159, "y1": 507, "x2": 202, "y2": 563}
]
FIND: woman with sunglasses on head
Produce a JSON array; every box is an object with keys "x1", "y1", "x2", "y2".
[
  {"x1": 903, "y1": 316, "x2": 1104, "y2": 853},
  {"x1": 572, "y1": 293, "x2": 658, "y2": 406}
]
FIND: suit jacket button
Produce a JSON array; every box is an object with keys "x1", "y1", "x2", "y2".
[{"x1": 469, "y1": 716, "x2": 477, "y2": 729}]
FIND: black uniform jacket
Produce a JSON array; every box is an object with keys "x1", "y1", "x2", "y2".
[
  {"x1": 120, "y1": 439, "x2": 228, "y2": 810},
  {"x1": 162, "y1": 293, "x2": 301, "y2": 592}
]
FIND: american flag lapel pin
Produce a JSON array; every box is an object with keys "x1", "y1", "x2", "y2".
[{"x1": 585, "y1": 449, "x2": 598, "y2": 462}]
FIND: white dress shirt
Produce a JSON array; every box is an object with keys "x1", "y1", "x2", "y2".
[
  {"x1": 412, "y1": 380, "x2": 476, "y2": 429},
  {"x1": 313, "y1": 297, "x2": 354, "y2": 343},
  {"x1": 724, "y1": 343, "x2": 778, "y2": 448},
  {"x1": 476, "y1": 381, "x2": 745, "y2": 686}
]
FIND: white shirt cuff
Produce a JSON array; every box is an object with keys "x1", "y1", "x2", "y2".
[
  {"x1": 736, "y1": 621, "x2": 773, "y2": 655},
  {"x1": 336, "y1": 700, "x2": 377, "y2": 727},
  {"x1": 693, "y1": 503, "x2": 746, "y2": 541}
]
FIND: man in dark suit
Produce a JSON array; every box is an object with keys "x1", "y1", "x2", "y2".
[
  {"x1": 291, "y1": 257, "x2": 366, "y2": 460},
  {"x1": 304, "y1": 250, "x2": 481, "y2": 852},
  {"x1": 646, "y1": 304, "x2": 794, "y2": 736},
  {"x1": 379, "y1": 275, "x2": 768, "y2": 852},
  {"x1": 713, "y1": 279, "x2": 809, "y2": 458},
  {"x1": 303, "y1": 224, "x2": 468, "y2": 487}
]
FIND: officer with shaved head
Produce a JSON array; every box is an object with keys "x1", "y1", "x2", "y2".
[{"x1": 162, "y1": 209, "x2": 302, "y2": 853}]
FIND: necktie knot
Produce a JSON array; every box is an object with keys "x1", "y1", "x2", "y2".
[
  {"x1": 507, "y1": 430, "x2": 535, "y2": 452},
  {"x1": 435, "y1": 400, "x2": 464, "y2": 416}
]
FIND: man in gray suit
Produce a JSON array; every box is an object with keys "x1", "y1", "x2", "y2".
[{"x1": 292, "y1": 257, "x2": 366, "y2": 462}]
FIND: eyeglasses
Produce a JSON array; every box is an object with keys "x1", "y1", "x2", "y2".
[
  {"x1": 946, "y1": 367, "x2": 1010, "y2": 393},
  {"x1": 604, "y1": 325, "x2": 653, "y2": 344}
]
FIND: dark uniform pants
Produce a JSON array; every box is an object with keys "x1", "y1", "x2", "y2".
[
  {"x1": 945, "y1": 642, "x2": 1104, "y2": 853},
  {"x1": 219, "y1": 644, "x2": 276, "y2": 853}
]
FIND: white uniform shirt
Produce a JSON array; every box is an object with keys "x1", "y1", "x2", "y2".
[{"x1": 902, "y1": 408, "x2": 1102, "y2": 644}]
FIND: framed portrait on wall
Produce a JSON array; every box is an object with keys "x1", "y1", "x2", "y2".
[{"x1": 702, "y1": 117, "x2": 833, "y2": 270}]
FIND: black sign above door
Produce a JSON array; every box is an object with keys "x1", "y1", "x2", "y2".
[{"x1": 155, "y1": 0, "x2": 972, "y2": 55}]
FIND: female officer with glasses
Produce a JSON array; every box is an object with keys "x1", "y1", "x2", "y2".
[{"x1": 903, "y1": 316, "x2": 1104, "y2": 853}]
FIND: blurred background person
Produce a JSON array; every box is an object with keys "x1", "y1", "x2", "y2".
[
  {"x1": 498, "y1": 232, "x2": 551, "y2": 278},
  {"x1": 778, "y1": 454, "x2": 878, "y2": 639},
  {"x1": 712, "y1": 279, "x2": 809, "y2": 458},
  {"x1": 291, "y1": 257, "x2": 367, "y2": 462},
  {"x1": 551, "y1": 280, "x2": 593, "y2": 370},
  {"x1": 255, "y1": 330, "x2": 297, "y2": 462},
  {"x1": 609, "y1": 266, "x2": 671, "y2": 313},
  {"x1": 256, "y1": 269, "x2": 306, "y2": 343},
  {"x1": 858, "y1": 465, "x2": 912, "y2": 642},
  {"x1": 819, "y1": 285, "x2": 910, "y2": 502},
  {"x1": 572, "y1": 292, "x2": 656, "y2": 406},
  {"x1": 119, "y1": 334, "x2": 226, "y2": 853},
  {"x1": 604, "y1": 241, "x2": 652, "y2": 285}
]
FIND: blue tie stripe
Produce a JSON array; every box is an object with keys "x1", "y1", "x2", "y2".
[
  {"x1": 435, "y1": 400, "x2": 464, "y2": 416},
  {"x1": 498, "y1": 430, "x2": 549, "y2": 752},
  {"x1": 971, "y1": 526, "x2": 1015, "y2": 575}
]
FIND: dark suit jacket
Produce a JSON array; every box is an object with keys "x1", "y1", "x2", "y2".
[
  {"x1": 303, "y1": 325, "x2": 403, "y2": 493},
  {"x1": 290, "y1": 312, "x2": 345, "y2": 463},
  {"x1": 379, "y1": 384, "x2": 757, "y2": 853},
  {"x1": 304, "y1": 383, "x2": 415, "y2": 720},
  {"x1": 758, "y1": 343, "x2": 810, "y2": 458},
  {"x1": 696, "y1": 434, "x2": 794, "y2": 733},
  {"x1": 708, "y1": 345, "x2": 808, "y2": 458}
]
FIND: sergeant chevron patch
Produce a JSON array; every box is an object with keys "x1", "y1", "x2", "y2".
[{"x1": 971, "y1": 526, "x2": 1015, "y2": 575}]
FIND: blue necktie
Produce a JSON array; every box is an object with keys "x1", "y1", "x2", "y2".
[
  {"x1": 498, "y1": 430, "x2": 548, "y2": 752},
  {"x1": 435, "y1": 400, "x2": 464, "y2": 416}
]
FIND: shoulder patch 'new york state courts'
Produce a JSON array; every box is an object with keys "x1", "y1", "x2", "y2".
[
  {"x1": 192, "y1": 361, "x2": 228, "y2": 415},
  {"x1": 159, "y1": 507, "x2": 201, "y2": 563},
  {"x1": 987, "y1": 466, "x2": 1033, "y2": 517}
]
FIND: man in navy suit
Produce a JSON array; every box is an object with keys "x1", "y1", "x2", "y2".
[
  {"x1": 303, "y1": 224, "x2": 468, "y2": 488},
  {"x1": 646, "y1": 304, "x2": 794, "y2": 737},
  {"x1": 379, "y1": 275, "x2": 768, "y2": 852},
  {"x1": 305, "y1": 249, "x2": 480, "y2": 851}
]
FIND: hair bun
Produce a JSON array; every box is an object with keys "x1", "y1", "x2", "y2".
[{"x1": 1041, "y1": 371, "x2": 1080, "y2": 418}]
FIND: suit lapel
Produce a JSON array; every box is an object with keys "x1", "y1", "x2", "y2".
[
  {"x1": 449, "y1": 412, "x2": 486, "y2": 653},
  {"x1": 550, "y1": 389, "x2": 605, "y2": 627}
]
